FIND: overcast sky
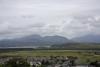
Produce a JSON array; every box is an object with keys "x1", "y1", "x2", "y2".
[{"x1": 0, "y1": 0, "x2": 100, "y2": 39}]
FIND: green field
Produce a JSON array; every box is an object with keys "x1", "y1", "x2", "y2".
[{"x1": 0, "y1": 50, "x2": 100, "y2": 64}]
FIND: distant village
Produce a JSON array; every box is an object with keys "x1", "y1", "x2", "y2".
[{"x1": 0, "y1": 56, "x2": 100, "y2": 67}]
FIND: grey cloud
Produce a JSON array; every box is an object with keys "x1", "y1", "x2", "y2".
[{"x1": 0, "y1": 0, "x2": 100, "y2": 39}]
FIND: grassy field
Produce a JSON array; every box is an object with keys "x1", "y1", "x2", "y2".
[{"x1": 0, "y1": 50, "x2": 100, "y2": 64}]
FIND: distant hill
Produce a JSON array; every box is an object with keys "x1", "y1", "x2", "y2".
[
  {"x1": 72, "y1": 34, "x2": 100, "y2": 43},
  {"x1": 43, "y1": 35, "x2": 71, "y2": 44},
  {"x1": 1, "y1": 34, "x2": 100, "y2": 48},
  {"x1": 50, "y1": 43, "x2": 100, "y2": 50},
  {"x1": 0, "y1": 35, "x2": 70, "y2": 47}
]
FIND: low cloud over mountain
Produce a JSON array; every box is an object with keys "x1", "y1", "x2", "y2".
[
  {"x1": 72, "y1": 34, "x2": 100, "y2": 43},
  {"x1": 0, "y1": 0, "x2": 100, "y2": 39}
]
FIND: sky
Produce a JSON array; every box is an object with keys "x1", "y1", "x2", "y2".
[{"x1": 0, "y1": 0, "x2": 100, "y2": 39}]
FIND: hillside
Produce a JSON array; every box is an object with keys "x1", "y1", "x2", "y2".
[
  {"x1": 0, "y1": 35, "x2": 70, "y2": 47},
  {"x1": 72, "y1": 34, "x2": 100, "y2": 43}
]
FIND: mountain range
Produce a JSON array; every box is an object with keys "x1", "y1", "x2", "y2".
[
  {"x1": 0, "y1": 34, "x2": 100, "y2": 47},
  {"x1": 72, "y1": 34, "x2": 100, "y2": 43},
  {"x1": 0, "y1": 35, "x2": 70, "y2": 47}
]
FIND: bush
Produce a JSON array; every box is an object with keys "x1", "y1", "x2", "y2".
[{"x1": 4, "y1": 58, "x2": 30, "y2": 67}]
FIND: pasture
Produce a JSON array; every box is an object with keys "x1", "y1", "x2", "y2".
[{"x1": 0, "y1": 50, "x2": 100, "y2": 64}]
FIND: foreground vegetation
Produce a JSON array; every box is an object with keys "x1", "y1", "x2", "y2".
[{"x1": 0, "y1": 49, "x2": 100, "y2": 64}]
